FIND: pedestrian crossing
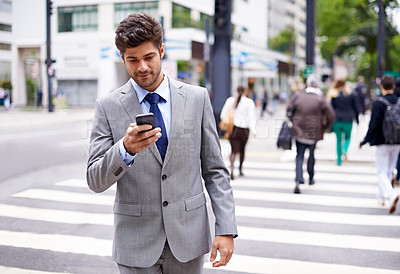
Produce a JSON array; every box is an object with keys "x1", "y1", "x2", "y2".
[{"x1": 0, "y1": 160, "x2": 399, "y2": 273}]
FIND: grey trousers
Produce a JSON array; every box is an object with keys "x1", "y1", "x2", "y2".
[{"x1": 117, "y1": 242, "x2": 204, "y2": 274}]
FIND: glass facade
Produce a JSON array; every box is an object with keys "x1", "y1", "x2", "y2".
[
  {"x1": 58, "y1": 5, "x2": 98, "y2": 32},
  {"x1": 172, "y1": 3, "x2": 191, "y2": 28},
  {"x1": 114, "y1": 2, "x2": 159, "y2": 27}
]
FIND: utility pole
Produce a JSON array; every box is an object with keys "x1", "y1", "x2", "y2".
[
  {"x1": 305, "y1": 0, "x2": 316, "y2": 76},
  {"x1": 46, "y1": 0, "x2": 54, "y2": 112},
  {"x1": 377, "y1": 0, "x2": 385, "y2": 77},
  {"x1": 212, "y1": 0, "x2": 232, "y2": 121}
]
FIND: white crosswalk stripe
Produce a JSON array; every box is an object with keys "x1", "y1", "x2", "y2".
[{"x1": 0, "y1": 161, "x2": 399, "y2": 273}]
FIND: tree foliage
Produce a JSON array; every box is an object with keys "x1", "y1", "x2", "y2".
[
  {"x1": 269, "y1": 29, "x2": 296, "y2": 55},
  {"x1": 317, "y1": 0, "x2": 400, "y2": 79}
]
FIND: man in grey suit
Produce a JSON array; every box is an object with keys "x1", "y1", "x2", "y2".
[{"x1": 86, "y1": 13, "x2": 237, "y2": 273}]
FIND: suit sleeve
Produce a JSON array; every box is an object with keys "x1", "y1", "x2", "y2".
[
  {"x1": 86, "y1": 98, "x2": 129, "y2": 193},
  {"x1": 200, "y1": 89, "x2": 238, "y2": 237}
]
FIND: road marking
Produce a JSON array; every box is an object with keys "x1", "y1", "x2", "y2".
[
  {"x1": 0, "y1": 204, "x2": 112, "y2": 225},
  {"x1": 235, "y1": 205, "x2": 400, "y2": 226},
  {"x1": 0, "y1": 224, "x2": 399, "y2": 261},
  {"x1": 57, "y1": 178, "x2": 377, "y2": 195},
  {"x1": 1, "y1": 199, "x2": 399, "y2": 228},
  {"x1": 204, "y1": 254, "x2": 400, "y2": 274},
  {"x1": 55, "y1": 178, "x2": 116, "y2": 191},
  {"x1": 233, "y1": 190, "x2": 381, "y2": 208},
  {"x1": 231, "y1": 179, "x2": 377, "y2": 194},
  {"x1": 60, "y1": 139, "x2": 89, "y2": 147},
  {"x1": 13, "y1": 187, "x2": 381, "y2": 209},
  {"x1": 13, "y1": 189, "x2": 114, "y2": 205},
  {"x1": 230, "y1": 160, "x2": 377, "y2": 175},
  {"x1": 236, "y1": 169, "x2": 377, "y2": 183},
  {"x1": 0, "y1": 266, "x2": 69, "y2": 274},
  {"x1": 0, "y1": 230, "x2": 111, "y2": 257},
  {"x1": 238, "y1": 226, "x2": 400, "y2": 252}
]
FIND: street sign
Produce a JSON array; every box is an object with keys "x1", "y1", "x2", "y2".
[{"x1": 304, "y1": 65, "x2": 314, "y2": 76}]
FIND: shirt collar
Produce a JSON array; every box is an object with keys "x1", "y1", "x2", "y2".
[{"x1": 130, "y1": 74, "x2": 170, "y2": 103}]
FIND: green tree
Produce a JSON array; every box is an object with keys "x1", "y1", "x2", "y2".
[
  {"x1": 317, "y1": 0, "x2": 400, "y2": 80},
  {"x1": 269, "y1": 29, "x2": 296, "y2": 55}
]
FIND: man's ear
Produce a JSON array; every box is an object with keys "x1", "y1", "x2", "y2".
[
  {"x1": 160, "y1": 44, "x2": 165, "y2": 59},
  {"x1": 120, "y1": 52, "x2": 125, "y2": 64}
]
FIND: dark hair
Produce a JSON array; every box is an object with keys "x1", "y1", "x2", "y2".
[
  {"x1": 381, "y1": 75, "x2": 395, "y2": 91},
  {"x1": 115, "y1": 13, "x2": 163, "y2": 56},
  {"x1": 235, "y1": 86, "x2": 245, "y2": 108}
]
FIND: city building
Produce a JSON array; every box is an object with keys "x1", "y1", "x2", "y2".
[
  {"x1": 268, "y1": 0, "x2": 306, "y2": 89},
  {"x1": 11, "y1": 0, "x2": 297, "y2": 108},
  {"x1": 0, "y1": 0, "x2": 12, "y2": 81}
]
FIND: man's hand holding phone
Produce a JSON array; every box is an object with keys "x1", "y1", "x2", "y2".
[{"x1": 123, "y1": 113, "x2": 161, "y2": 155}]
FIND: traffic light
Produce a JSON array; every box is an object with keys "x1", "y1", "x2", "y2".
[
  {"x1": 47, "y1": 0, "x2": 53, "y2": 16},
  {"x1": 214, "y1": 0, "x2": 227, "y2": 28}
]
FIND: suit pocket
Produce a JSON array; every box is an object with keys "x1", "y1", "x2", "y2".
[
  {"x1": 185, "y1": 192, "x2": 206, "y2": 212},
  {"x1": 114, "y1": 202, "x2": 142, "y2": 216}
]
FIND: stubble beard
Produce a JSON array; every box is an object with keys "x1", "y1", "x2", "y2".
[{"x1": 133, "y1": 67, "x2": 162, "y2": 91}]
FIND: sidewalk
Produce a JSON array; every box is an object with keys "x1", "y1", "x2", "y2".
[
  {"x1": 1, "y1": 104, "x2": 375, "y2": 164},
  {"x1": 0, "y1": 107, "x2": 95, "y2": 131}
]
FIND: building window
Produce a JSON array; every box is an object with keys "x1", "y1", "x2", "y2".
[
  {"x1": 114, "y1": 2, "x2": 159, "y2": 27},
  {"x1": 0, "y1": 43, "x2": 11, "y2": 51},
  {"x1": 172, "y1": 3, "x2": 191, "y2": 28},
  {"x1": 58, "y1": 5, "x2": 98, "y2": 32},
  {"x1": 0, "y1": 23, "x2": 11, "y2": 32}
]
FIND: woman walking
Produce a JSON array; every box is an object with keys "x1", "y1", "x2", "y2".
[
  {"x1": 220, "y1": 86, "x2": 256, "y2": 180},
  {"x1": 327, "y1": 80, "x2": 359, "y2": 166}
]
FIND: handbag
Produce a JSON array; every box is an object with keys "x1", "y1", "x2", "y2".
[
  {"x1": 219, "y1": 110, "x2": 234, "y2": 139},
  {"x1": 277, "y1": 93, "x2": 299, "y2": 150},
  {"x1": 277, "y1": 120, "x2": 293, "y2": 150}
]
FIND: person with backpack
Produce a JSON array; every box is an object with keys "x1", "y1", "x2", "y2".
[{"x1": 360, "y1": 75, "x2": 400, "y2": 214}]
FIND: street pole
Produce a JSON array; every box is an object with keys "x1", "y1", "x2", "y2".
[
  {"x1": 377, "y1": 0, "x2": 385, "y2": 77},
  {"x1": 212, "y1": 0, "x2": 232, "y2": 123},
  {"x1": 306, "y1": 0, "x2": 316, "y2": 73},
  {"x1": 46, "y1": 0, "x2": 54, "y2": 112}
]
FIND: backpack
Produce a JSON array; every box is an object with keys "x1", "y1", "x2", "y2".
[{"x1": 376, "y1": 97, "x2": 400, "y2": 144}]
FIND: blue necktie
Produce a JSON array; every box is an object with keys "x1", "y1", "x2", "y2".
[{"x1": 145, "y1": 93, "x2": 168, "y2": 161}]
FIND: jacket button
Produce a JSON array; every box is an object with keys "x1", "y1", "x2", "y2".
[
  {"x1": 162, "y1": 174, "x2": 167, "y2": 180},
  {"x1": 163, "y1": 201, "x2": 169, "y2": 207}
]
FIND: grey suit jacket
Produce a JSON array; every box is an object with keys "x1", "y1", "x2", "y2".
[{"x1": 86, "y1": 77, "x2": 237, "y2": 267}]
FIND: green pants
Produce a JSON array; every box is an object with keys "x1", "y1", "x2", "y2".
[{"x1": 332, "y1": 121, "x2": 353, "y2": 165}]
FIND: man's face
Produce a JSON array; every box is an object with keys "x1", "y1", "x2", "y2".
[{"x1": 121, "y1": 41, "x2": 164, "y2": 92}]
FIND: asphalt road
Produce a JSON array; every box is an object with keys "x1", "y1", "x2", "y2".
[{"x1": 0, "y1": 108, "x2": 399, "y2": 274}]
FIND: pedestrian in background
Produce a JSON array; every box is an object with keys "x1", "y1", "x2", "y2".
[
  {"x1": 394, "y1": 77, "x2": 400, "y2": 186},
  {"x1": 272, "y1": 91, "x2": 280, "y2": 114},
  {"x1": 287, "y1": 75, "x2": 335, "y2": 194},
  {"x1": 260, "y1": 87, "x2": 270, "y2": 117},
  {"x1": 327, "y1": 79, "x2": 359, "y2": 166},
  {"x1": 353, "y1": 76, "x2": 368, "y2": 115},
  {"x1": 221, "y1": 86, "x2": 256, "y2": 180},
  {"x1": 87, "y1": 13, "x2": 237, "y2": 273},
  {"x1": 360, "y1": 75, "x2": 400, "y2": 213}
]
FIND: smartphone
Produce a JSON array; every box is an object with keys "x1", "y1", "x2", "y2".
[{"x1": 136, "y1": 113, "x2": 156, "y2": 133}]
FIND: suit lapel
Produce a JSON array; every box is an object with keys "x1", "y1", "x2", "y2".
[
  {"x1": 163, "y1": 78, "x2": 185, "y2": 166},
  {"x1": 119, "y1": 80, "x2": 163, "y2": 165}
]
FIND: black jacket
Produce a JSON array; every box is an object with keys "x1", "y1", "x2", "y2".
[
  {"x1": 331, "y1": 92, "x2": 359, "y2": 124},
  {"x1": 360, "y1": 93, "x2": 398, "y2": 146}
]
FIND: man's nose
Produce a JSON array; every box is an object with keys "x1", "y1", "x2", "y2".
[{"x1": 138, "y1": 60, "x2": 148, "y2": 71}]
